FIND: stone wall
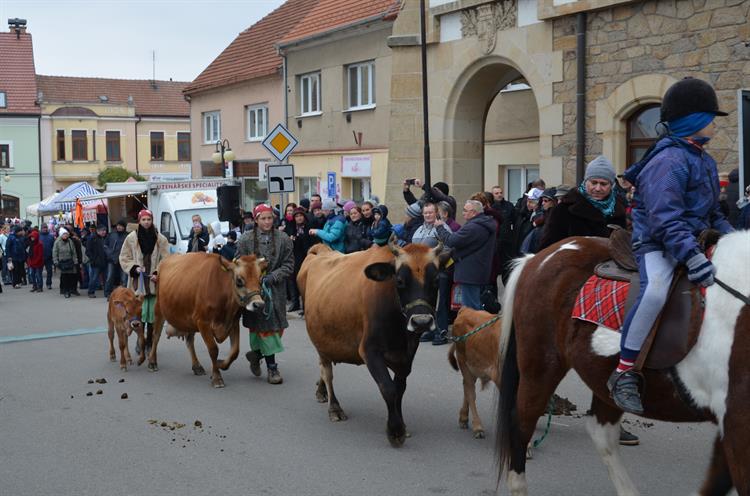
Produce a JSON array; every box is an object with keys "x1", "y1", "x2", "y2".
[{"x1": 552, "y1": 0, "x2": 750, "y2": 182}]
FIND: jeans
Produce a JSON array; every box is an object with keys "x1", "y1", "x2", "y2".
[
  {"x1": 460, "y1": 283, "x2": 483, "y2": 311},
  {"x1": 105, "y1": 263, "x2": 127, "y2": 296},
  {"x1": 30, "y1": 267, "x2": 43, "y2": 289},
  {"x1": 436, "y1": 272, "x2": 453, "y2": 332},
  {"x1": 88, "y1": 265, "x2": 104, "y2": 294},
  {"x1": 44, "y1": 259, "x2": 54, "y2": 288},
  {"x1": 1, "y1": 254, "x2": 9, "y2": 283},
  {"x1": 80, "y1": 263, "x2": 89, "y2": 289}
]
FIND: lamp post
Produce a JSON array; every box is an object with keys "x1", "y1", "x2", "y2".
[
  {"x1": 211, "y1": 139, "x2": 235, "y2": 178},
  {"x1": 0, "y1": 172, "x2": 10, "y2": 219}
]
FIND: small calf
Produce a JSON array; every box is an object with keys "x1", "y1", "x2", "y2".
[
  {"x1": 447, "y1": 307, "x2": 502, "y2": 439},
  {"x1": 107, "y1": 287, "x2": 144, "y2": 371}
]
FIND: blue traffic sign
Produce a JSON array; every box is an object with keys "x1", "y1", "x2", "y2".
[{"x1": 327, "y1": 172, "x2": 336, "y2": 198}]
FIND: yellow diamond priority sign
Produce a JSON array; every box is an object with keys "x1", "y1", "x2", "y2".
[{"x1": 262, "y1": 123, "x2": 299, "y2": 162}]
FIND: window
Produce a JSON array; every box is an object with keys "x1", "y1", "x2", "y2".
[
  {"x1": 203, "y1": 111, "x2": 220, "y2": 144},
  {"x1": 297, "y1": 177, "x2": 318, "y2": 200},
  {"x1": 150, "y1": 132, "x2": 164, "y2": 161},
  {"x1": 160, "y1": 212, "x2": 175, "y2": 242},
  {"x1": 0, "y1": 143, "x2": 10, "y2": 168},
  {"x1": 177, "y1": 132, "x2": 191, "y2": 161},
  {"x1": 105, "y1": 131, "x2": 121, "y2": 161},
  {"x1": 300, "y1": 72, "x2": 321, "y2": 115},
  {"x1": 505, "y1": 166, "x2": 540, "y2": 204},
  {"x1": 627, "y1": 104, "x2": 661, "y2": 166},
  {"x1": 247, "y1": 105, "x2": 268, "y2": 140},
  {"x1": 57, "y1": 130, "x2": 65, "y2": 160},
  {"x1": 0, "y1": 91, "x2": 6, "y2": 108},
  {"x1": 352, "y1": 178, "x2": 371, "y2": 202},
  {"x1": 243, "y1": 178, "x2": 269, "y2": 212},
  {"x1": 0, "y1": 194, "x2": 19, "y2": 218},
  {"x1": 347, "y1": 61, "x2": 375, "y2": 110},
  {"x1": 72, "y1": 130, "x2": 87, "y2": 161}
]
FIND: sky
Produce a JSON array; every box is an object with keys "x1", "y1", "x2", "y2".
[{"x1": 0, "y1": 0, "x2": 286, "y2": 82}]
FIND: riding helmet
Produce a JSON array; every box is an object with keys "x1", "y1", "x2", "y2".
[{"x1": 660, "y1": 77, "x2": 728, "y2": 122}]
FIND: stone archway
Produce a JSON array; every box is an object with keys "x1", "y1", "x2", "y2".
[{"x1": 386, "y1": 0, "x2": 564, "y2": 206}]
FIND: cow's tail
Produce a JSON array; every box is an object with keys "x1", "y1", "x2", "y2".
[
  {"x1": 447, "y1": 344, "x2": 459, "y2": 371},
  {"x1": 495, "y1": 255, "x2": 531, "y2": 483}
]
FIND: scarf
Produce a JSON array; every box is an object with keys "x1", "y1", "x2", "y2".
[
  {"x1": 137, "y1": 225, "x2": 157, "y2": 257},
  {"x1": 578, "y1": 182, "x2": 616, "y2": 218},
  {"x1": 667, "y1": 112, "x2": 715, "y2": 138}
]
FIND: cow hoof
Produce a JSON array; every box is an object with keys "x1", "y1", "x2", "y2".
[
  {"x1": 109, "y1": 355, "x2": 116, "y2": 362},
  {"x1": 192, "y1": 365, "x2": 206, "y2": 376},
  {"x1": 127, "y1": 359, "x2": 133, "y2": 365},
  {"x1": 387, "y1": 433, "x2": 406, "y2": 448},
  {"x1": 473, "y1": 430, "x2": 486, "y2": 440},
  {"x1": 526, "y1": 447, "x2": 533, "y2": 460},
  {"x1": 328, "y1": 408, "x2": 347, "y2": 422},
  {"x1": 316, "y1": 392, "x2": 328, "y2": 403},
  {"x1": 137, "y1": 356, "x2": 145, "y2": 366},
  {"x1": 148, "y1": 362, "x2": 158, "y2": 372},
  {"x1": 212, "y1": 378, "x2": 225, "y2": 389},
  {"x1": 120, "y1": 366, "x2": 128, "y2": 372},
  {"x1": 459, "y1": 420, "x2": 469, "y2": 430}
]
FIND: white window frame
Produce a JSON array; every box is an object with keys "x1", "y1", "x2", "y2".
[
  {"x1": 0, "y1": 91, "x2": 6, "y2": 108},
  {"x1": 504, "y1": 165, "x2": 540, "y2": 204},
  {"x1": 202, "y1": 111, "x2": 221, "y2": 144},
  {"x1": 299, "y1": 72, "x2": 321, "y2": 116},
  {"x1": 0, "y1": 140, "x2": 13, "y2": 169},
  {"x1": 347, "y1": 61, "x2": 376, "y2": 111},
  {"x1": 246, "y1": 104, "x2": 268, "y2": 141},
  {"x1": 297, "y1": 176, "x2": 318, "y2": 199}
]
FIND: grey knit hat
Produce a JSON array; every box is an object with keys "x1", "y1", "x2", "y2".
[
  {"x1": 584, "y1": 155, "x2": 616, "y2": 184},
  {"x1": 321, "y1": 198, "x2": 337, "y2": 211},
  {"x1": 405, "y1": 202, "x2": 422, "y2": 218}
]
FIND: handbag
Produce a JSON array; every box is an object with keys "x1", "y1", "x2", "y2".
[{"x1": 58, "y1": 259, "x2": 74, "y2": 271}]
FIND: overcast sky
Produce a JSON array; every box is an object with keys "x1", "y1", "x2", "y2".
[{"x1": 0, "y1": 0, "x2": 285, "y2": 82}]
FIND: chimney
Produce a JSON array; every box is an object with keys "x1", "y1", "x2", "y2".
[{"x1": 8, "y1": 18, "x2": 27, "y2": 39}]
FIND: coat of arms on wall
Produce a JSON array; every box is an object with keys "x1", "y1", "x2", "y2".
[{"x1": 460, "y1": 1, "x2": 517, "y2": 54}]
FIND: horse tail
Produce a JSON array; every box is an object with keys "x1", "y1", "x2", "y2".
[
  {"x1": 496, "y1": 320, "x2": 522, "y2": 482},
  {"x1": 447, "y1": 344, "x2": 459, "y2": 371},
  {"x1": 497, "y1": 255, "x2": 532, "y2": 384}
]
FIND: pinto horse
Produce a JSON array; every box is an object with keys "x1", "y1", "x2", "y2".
[{"x1": 496, "y1": 232, "x2": 750, "y2": 495}]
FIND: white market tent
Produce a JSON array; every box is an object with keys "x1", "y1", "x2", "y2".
[
  {"x1": 36, "y1": 182, "x2": 100, "y2": 215},
  {"x1": 25, "y1": 192, "x2": 60, "y2": 217}
]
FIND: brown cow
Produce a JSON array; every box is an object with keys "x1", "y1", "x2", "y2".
[
  {"x1": 107, "y1": 287, "x2": 144, "y2": 371},
  {"x1": 148, "y1": 253, "x2": 267, "y2": 388},
  {"x1": 298, "y1": 236, "x2": 450, "y2": 447},
  {"x1": 447, "y1": 307, "x2": 502, "y2": 439}
]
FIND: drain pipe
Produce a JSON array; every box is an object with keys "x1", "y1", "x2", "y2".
[{"x1": 575, "y1": 12, "x2": 587, "y2": 183}]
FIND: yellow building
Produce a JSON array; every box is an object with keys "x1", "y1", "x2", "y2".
[{"x1": 37, "y1": 76, "x2": 191, "y2": 196}]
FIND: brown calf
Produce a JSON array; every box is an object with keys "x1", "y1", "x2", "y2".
[
  {"x1": 447, "y1": 307, "x2": 501, "y2": 439},
  {"x1": 107, "y1": 287, "x2": 144, "y2": 371}
]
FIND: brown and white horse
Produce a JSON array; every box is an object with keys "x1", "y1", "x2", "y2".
[{"x1": 496, "y1": 231, "x2": 750, "y2": 495}]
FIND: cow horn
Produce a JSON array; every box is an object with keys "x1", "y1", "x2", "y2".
[{"x1": 387, "y1": 233, "x2": 400, "y2": 256}]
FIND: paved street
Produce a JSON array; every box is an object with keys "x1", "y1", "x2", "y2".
[{"x1": 0, "y1": 285, "x2": 726, "y2": 496}]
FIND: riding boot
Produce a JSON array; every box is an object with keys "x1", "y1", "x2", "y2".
[{"x1": 607, "y1": 370, "x2": 645, "y2": 415}]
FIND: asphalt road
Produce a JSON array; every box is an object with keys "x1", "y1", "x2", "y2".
[{"x1": 0, "y1": 284, "x2": 729, "y2": 496}]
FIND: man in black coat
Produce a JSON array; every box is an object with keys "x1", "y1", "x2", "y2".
[
  {"x1": 436, "y1": 200, "x2": 497, "y2": 310},
  {"x1": 85, "y1": 224, "x2": 109, "y2": 297},
  {"x1": 104, "y1": 220, "x2": 128, "y2": 298},
  {"x1": 491, "y1": 186, "x2": 517, "y2": 285}
]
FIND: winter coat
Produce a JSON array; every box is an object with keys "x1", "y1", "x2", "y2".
[
  {"x1": 52, "y1": 237, "x2": 79, "y2": 273},
  {"x1": 316, "y1": 213, "x2": 346, "y2": 253},
  {"x1": 436, "y1": 213, "x2": 497, "y2": 285},
  {"x1": 119, "y1": 230, "x2": 170, "y2": 295},
  {"x1": 237, "y1": 229, "x2": 294, "y2": 332},
  {"x1": 368, "y1": 217, "x2": 393, "y2": 246},
  {"x1": 105, "y1": 230, "x2": 127, "y2": 264},
  {"x1": 86, "y1": 234, "x2": 108, "y2": 269},
  {"x1": 219, "y1": 242, "x2": 237, "y2": 261},
  {"x1": 5, "y1": 233, "x2": 27, "y2": 262},
  {"x1": 623, "y1": 136, "x2": 733, "y2": 262},
  {"x1": 412, "y1": 221, "x2": 451, "y2": 248},
  {"x1": 344, "y1": 219, "x2": 371, "y2": 253},
  {"x1": 401, "y1": 216, "x2": 423, "y2": 245},
  {"x1": 291, "y1": 222, "x2": 316, "y2": 271},
  {"x1": 512, "y1": 209, "x2": 534, "y2": 256},
  {"x1": 739, "y1": 204, "x2": 750, "y2": 230},
  {"x1": 27, "y1": 234, "x2": 44, "y2": 269},
  {"x1": 39, "y1": 232, "x2": 55, "y2": 261},
  {"x1": 726, "y1": 168, "x2": 741, "y2": 228},
  {"x1": 493, "y1": 199, "x2": 517, "y2": 269},
  {"x1": 188, "y1": 229, "x2": 208, "y2": 252},
  {"x1": 538, "y1": 189, "x2": 627, "y2": 251}
]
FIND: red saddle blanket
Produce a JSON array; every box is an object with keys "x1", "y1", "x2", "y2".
[{"x1": 572, "y1": 275, "x2": 629, "y2": 331}]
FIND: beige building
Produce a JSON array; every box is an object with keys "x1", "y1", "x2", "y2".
[
  {"x1": 385, "y1": 0, "x2": 750, "y2": 206},
  {"x1": 37, "y1": 76, "x2": 190, "y2": 196},
  {"x1": 185, "y1": 0, "x2": 319, "y2": 210},
  {"x1": 277, "y1": 0, "x2": 400, "y2": 203}
]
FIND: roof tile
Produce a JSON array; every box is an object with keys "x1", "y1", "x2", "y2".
[
  {"x1": 37, "y1": 75, "x2": 189, "y2": 117},
  {"x1": 0, "y1": 32, "x2": 40, "y2": 115}
]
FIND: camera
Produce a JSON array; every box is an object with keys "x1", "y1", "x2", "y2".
[{"x1": 405, "y1": 178, "x2": 416, "y2": 186}]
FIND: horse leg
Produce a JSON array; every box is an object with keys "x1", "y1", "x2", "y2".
[
  {"x1": 216, "y1": 323, "x2": 240, "y2": 371},
  {"x1": 185, "y1": 333, "x2": 205, "y2": 376},
  {"x1": 315, "y1": 378, "x2": 328, "y2": 403},
  {"x1": 587, "y1": 395, "x2": 639, "y2": 496},
  {"x1": 698, "y1": 435, "x2": 734, "y2": 496},
  {"x1": 320, "y1": 357, "x2": 346, "y2": 421},
  {"x1": 721, "y1": 409, "x2": 749, "y2": 495},
  {"x1": 365, "y1": 349, "x2": 405, "y2": 447},
  {"x1": 198, "y1": 325, "x2": 224, "y2": 388}
]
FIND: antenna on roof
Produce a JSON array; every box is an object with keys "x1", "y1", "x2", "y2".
[{"x1": 151, "y1": 50, "x2": 157, "y2": 89}]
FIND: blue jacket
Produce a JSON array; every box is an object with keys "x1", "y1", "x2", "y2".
[
  {"x1": 39, "y1": 232, "x2": 55, "y2": 261},
  {"x1": 5, "y1": 233, "x2": 27, "y2": 262},
  {"x1": 436, "y1": 213, "x2": 496, "y2": 285},
  {"x1": 317, "y1": 213, "x2": 346, "y2": 253},
  {"x1": 624, "y1": 136, "x2": 733, "y2": 263}
]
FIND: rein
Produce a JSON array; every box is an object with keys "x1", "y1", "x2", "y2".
[
  {"x1": 446, "y1": 315, "x2": 500, "y2": 343},
  {"x1": 714, "y1": 277, "x2": 750, "y2": 307}
]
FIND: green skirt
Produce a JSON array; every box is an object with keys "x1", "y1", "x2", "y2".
[
  {"x1": 141, "y1": 295, "x2": 156, "y2": 323},
  {"x1": 248, "y1": 332, "x2": 284, "y2": 357}
]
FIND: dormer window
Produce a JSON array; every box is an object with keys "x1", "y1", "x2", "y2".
[{"x1": 0, "y1": 92, "x2": 6, "y2": 108}]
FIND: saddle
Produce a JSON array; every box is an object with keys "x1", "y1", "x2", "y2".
[{"x1": 593, "y1": 226, "x2": 701, "y2": 370}]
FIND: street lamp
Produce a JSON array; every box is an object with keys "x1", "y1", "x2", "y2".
[
  {"x1": 0, "y1": 173, "x2": 10, "y2": 218},
  {"x1": 211, "y1": 139, "x2": 235, "y2": 178}
]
